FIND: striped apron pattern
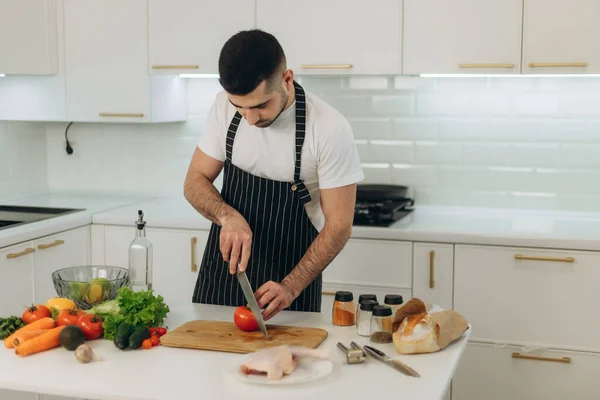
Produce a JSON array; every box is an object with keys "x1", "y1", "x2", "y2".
[{"x1": 192, "y1": 81, "x2": 322, "y2": 313}]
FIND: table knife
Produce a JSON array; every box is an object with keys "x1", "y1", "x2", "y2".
[
  {"x1": 236, "y1": 270, "x2": 268, "y2": 339},
  {"x1": 363, "y1": 345, "x2": 420, "y2": 377}
]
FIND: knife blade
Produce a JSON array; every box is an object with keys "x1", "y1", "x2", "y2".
[
  {"x1": 363, "y1": 345, "x2": 420, "y2": 378},
  {"x1": 236, "y1": 270, "x2": 268, "y2": 339}
]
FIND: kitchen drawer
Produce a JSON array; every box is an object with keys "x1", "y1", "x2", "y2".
[
  {"x1": 452, "y1": 342, "x2": 600, "y2": 400},
  {"x1": 321, "y1": 282, "x2": 411, "y2": 318},
  {"x1": 454, "y1": 245, "x2": 600, "y2": 350},
  {"x1": 413, "y1": 242, "x2": 454, "y2": 310},
  {"x1": 324, "y1": 238, "x2": 412, "y2": 290}
]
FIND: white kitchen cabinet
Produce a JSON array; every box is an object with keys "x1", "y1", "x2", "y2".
[
  {"x1": 452, "y1": 342, "x2": 600, "y2": 400},
  {"x1": 33, "y1": 226, "x2": 90, "y2": 304},
  {"x1": 523, "y1": 0, "x2": 600, "y2": 74},
  {"x1": 103, "y1": 225, "x2": 134, "y2": 268},
  {"x1": 454, "y1": 244, "x2": 600, "y2": 351},
  {"x1": 63, "y1": 0, "x2": 187, "y2": 123},
  {"x1": 403, "y1": 0, "x2": 523, "y2": 74},
  {"x1": 0, "y1": 0, "x2": 66, "y2": 121},
  {"x1": 149, "y1": 0, "x2": 255, "y2": 75},
  {"x1": 324, "y1": 238, "x2": 412, "y2": 290},
  {"x1": 0, "y1": 242, "x2": 35, "y2": 316},
  {"x1": 256, "y1": 0, "x2": 402, "y2": 75},
  {"x1": 412, "y1": 243, "x2": 453, "y2": 310},
  {"x1": 0, "y1": 0, "x2": 58, "y2": 75},
  {"x1": 149, "y1": 228, "x2": 210, "y2": 309}
]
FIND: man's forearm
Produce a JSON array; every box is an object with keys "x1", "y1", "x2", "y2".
[
  {"x1": 184, "y1": 171, "x2": 238, "y2": 226},
  {"x1": 281, "y1": 221, "x2": 351, "y2": 298}
]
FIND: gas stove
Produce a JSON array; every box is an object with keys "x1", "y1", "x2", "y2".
[{"x1": 352, "y1": 184, "x2": 414, "y2": 227}]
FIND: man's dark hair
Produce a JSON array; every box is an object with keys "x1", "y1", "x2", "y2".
[{"x1": 218, "y1": 29, "x2": 286, "y2": 95}]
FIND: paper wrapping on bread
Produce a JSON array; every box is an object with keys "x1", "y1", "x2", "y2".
[{"x1": 392, "y1": 300, "x2": 469, "y2": 354}]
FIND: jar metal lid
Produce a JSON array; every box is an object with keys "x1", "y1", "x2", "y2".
[
  {"x1": 359, "y1": 300, "x2": 378, "y2": 311},
  {"x1": 384, "y1": 294, "x2": 404, "y2": 305},
  {"x1": 358, "y1": 294, "x2": 378, "y2": 304},
  {"x1": 373, "y1": 305, "x2": 392, "y2": 317},
  {"x1": 335, "y1": 291, "x2": 353, "y2": 302}
]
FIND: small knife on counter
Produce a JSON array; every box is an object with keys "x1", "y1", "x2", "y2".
[
  {"x1": 363, "y1": 345, "x2": 421, "y2": 378},
  {"x1": 236, "y1": 270, "x2": 269, "y2": 339}
]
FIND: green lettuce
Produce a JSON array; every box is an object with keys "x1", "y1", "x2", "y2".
[{"x1": 87, "y1": 287, "x2": 170, "y2": 341}]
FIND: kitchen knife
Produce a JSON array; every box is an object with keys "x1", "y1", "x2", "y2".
[
  {"x1": 236, "y1": 270, "x2": 268, "y2": 339},
  {"x1": 363, "y1": 345, "x2": 420, "y2": 377}
]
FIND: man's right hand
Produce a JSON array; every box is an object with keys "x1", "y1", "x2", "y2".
[{"x1": 219, "y1": 213, "x2": 253, "y2": 274}]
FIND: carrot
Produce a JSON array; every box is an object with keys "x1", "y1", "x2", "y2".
[
  {"x1": 12, "y1": 329, "x2": 52, "y2": 348},
  {"x1": 15, "y1": 325, "x2": 65, "y2": 357},
  {"x1": 4, "y1": 317, "x2": 56, "y2": 349}
]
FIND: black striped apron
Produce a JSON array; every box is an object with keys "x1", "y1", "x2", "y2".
[{"x1": 192, "y1": 81, "x2": 322, "y2": 312}]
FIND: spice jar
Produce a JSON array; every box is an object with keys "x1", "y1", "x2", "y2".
[
  {"x1": 332, "y1": 291, "x2": 355, "y2": 326},
  {"x1": 357, "y1": 300, "x2": 377, "y2": 337},
  {"x1": 356, "y1": 294, "x2": 378, "y2": 323},
  {"x1": 370, "y1": 305, "x2": 393, "y2": 343},
  {"x1": 384, "y1": 294, "x2": 404, "y2": 318}
]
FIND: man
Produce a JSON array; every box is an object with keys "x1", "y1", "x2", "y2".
[{"x1": 184, "y1": 29, "x2": 364, "y2": 321}]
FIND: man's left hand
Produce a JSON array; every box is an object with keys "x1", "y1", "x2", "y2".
[{"x1": 255, "y1": 281, "x2": 295, "y2": 321}]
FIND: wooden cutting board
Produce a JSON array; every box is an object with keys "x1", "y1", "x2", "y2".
[{"x1": 159, "y1": 320, "x2": 329, "y2": 354}]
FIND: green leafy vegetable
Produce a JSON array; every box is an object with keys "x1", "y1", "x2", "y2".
[
  {"x1": 89, "y1": 287, "x2": 170, "y2": 341},
  {"x1": 0, "y1": 316, "x2": 26, "y2": 340},
  {"x1": 50, "y1": 307, "x2": 60, "y2": 320}
]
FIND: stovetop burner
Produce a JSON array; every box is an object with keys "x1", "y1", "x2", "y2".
[{"x1": 353, "y1": 197, "x2": 414, "y2": 227}]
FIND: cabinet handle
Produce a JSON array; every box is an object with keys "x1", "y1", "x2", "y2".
[
  {"x1": 512, "y1": 353, "x2": 571, "y2": 364},
  {"x1": 458, "y1": 63, "x2": 515, "y2": 69},
  {"x1": 98, "y1": 113, "x2": 144, "y2": 118},
  {"x1": 321, "y1": 291, "x2": 336, "y2": 296},
  {"x1": 191, "y1": 237, "x2": 197, "y2": 272},
  {"x1": 152, "y1": 65, "x2": 199, "y2": 70},
  {"x1": 429, "y1": 250, "x2": 435, "y2": 289},
  {"x1": 528, "y1": 62, "x2": 587, "y2": 68},
  {"x1": 6, "y1": 248, "x2": 35, "y2": 259},
  {"x1": 301, "y1": 64, "x2": 353, "y2": 70},
  {"x1": 514, "y1": 254, "x2": 574, "y2": 263},
  {"x1": 37, "y1": 240, "x2": 65, "y2": 250}
]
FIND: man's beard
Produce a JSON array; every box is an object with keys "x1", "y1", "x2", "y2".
[{"x1": 255, "y1": 91, "x2": 289, "y2": 128}]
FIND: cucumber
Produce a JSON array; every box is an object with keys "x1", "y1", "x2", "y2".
[
  {"x1": 128, "y1": 326, "x2": 150, "y2": 349},
  {"x1": 114, "y1": 323, "x2": 135, "y2": 350}
]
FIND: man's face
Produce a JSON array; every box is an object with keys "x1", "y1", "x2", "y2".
[{"x1": 227, "y1": 79, "x2": 288, "y2": 128}]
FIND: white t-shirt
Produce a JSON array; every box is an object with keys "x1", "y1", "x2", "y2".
[{"x1": 198, "y1": 89, "x2": 364, "y2": 231}]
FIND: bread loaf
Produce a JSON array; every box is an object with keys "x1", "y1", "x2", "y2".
[
  {"x1": 393, "y1": 309, "x2": 469, "y2": 354},
  {"x1": 392, "y1": 298, "x2": 427, "y2": 332}
]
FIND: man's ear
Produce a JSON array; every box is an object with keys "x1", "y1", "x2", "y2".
[{"x1": 282, "y1": 69, "x2": 294, "y2": 91}]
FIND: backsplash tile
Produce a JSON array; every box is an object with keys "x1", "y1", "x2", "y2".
[
  {"x1": 40, "y1": 75, "x2": 600, "y2": 212},
  {"x1": 0, "y1": 122, "x2": 47, "y2": 201}
]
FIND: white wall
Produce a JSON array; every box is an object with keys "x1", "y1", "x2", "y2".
[
  {"x1": 45, "y1": 76, "x2": 600, "y2": 212},
  {"x1": 0, "y1": 121, "x2": 47, "y2": 201}
]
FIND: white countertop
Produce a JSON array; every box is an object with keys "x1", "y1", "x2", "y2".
[
  {"x1": 0, "y1": 192, "x2": 150, "y2": 248},
  {"x1": 93, "y1": 196, "x2": 600, "y2": 251},
  {"x1": 0, "y1": 304, "x2": 470, "y2": 400}
]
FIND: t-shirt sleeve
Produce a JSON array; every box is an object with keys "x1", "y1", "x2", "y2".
[
  {"x1": 317, "y1": 119, "x2": 365, "y2": 189},
  {"x1": 198, "y1": 93, "x2": 226, "y2": 162}
]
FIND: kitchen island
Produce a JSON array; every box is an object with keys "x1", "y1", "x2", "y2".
[{"x1": 0, "y1": 304, "x2": 470, "y2": 400}]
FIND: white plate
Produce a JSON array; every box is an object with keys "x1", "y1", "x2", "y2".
[{"x1": 225, "y1": 353, "x2": 334, "y2": 386}]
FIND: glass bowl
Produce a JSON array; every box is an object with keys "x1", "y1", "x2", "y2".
[{"x1": 52, "y1": 265, "x2": 130, "y2": 310}]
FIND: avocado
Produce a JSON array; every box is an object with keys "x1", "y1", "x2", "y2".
[{"x1": 59, "y1": 325, "x2": 86, "y2": 351}]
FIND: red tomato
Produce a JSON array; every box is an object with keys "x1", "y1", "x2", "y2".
[
  {"x1": 233, "y1": 306, "x2": 258, "y2": 332},
  {"x1": 22, "y1": 304, "x2": 51, "y2": 324},
  {"x1": 56, "y1": 309, "x2": 85, "y2": 327},
  {"x1": 157, "y1": 327, "x2": 167, "y2": 337},
  {"x1": 150, "y1": 335, "x2": 160, "y2": 347},
  {"x1": 148, "y1": 327, "x2": 157, "y2": 336},
  {"x1": 77, "y1": 314, "x2": 104, "y2": 340}
]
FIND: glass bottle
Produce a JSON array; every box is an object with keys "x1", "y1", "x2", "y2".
[
  {"x1": 357, "y1": 300, "x2": 377, "y2": 337},
  {"x1": 384, "y1": 294, "x2": 404, "y2": 318},
  {"x1": 370, "y1": 305, "x2": 393, "y2": 343},
  {"x1": 356, "y1": 294, "x2": 378, "y2": 322},
  {"x1": 129, "y1": 210, "x2": 153, "y2": 292},
  {"x1": 332, "y1": 291, "x2": 355, "y2": 326}
]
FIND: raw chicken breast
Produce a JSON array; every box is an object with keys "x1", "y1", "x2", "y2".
[{"x1": 240, "y1": 346, "x2": 330, "y2": 381}]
